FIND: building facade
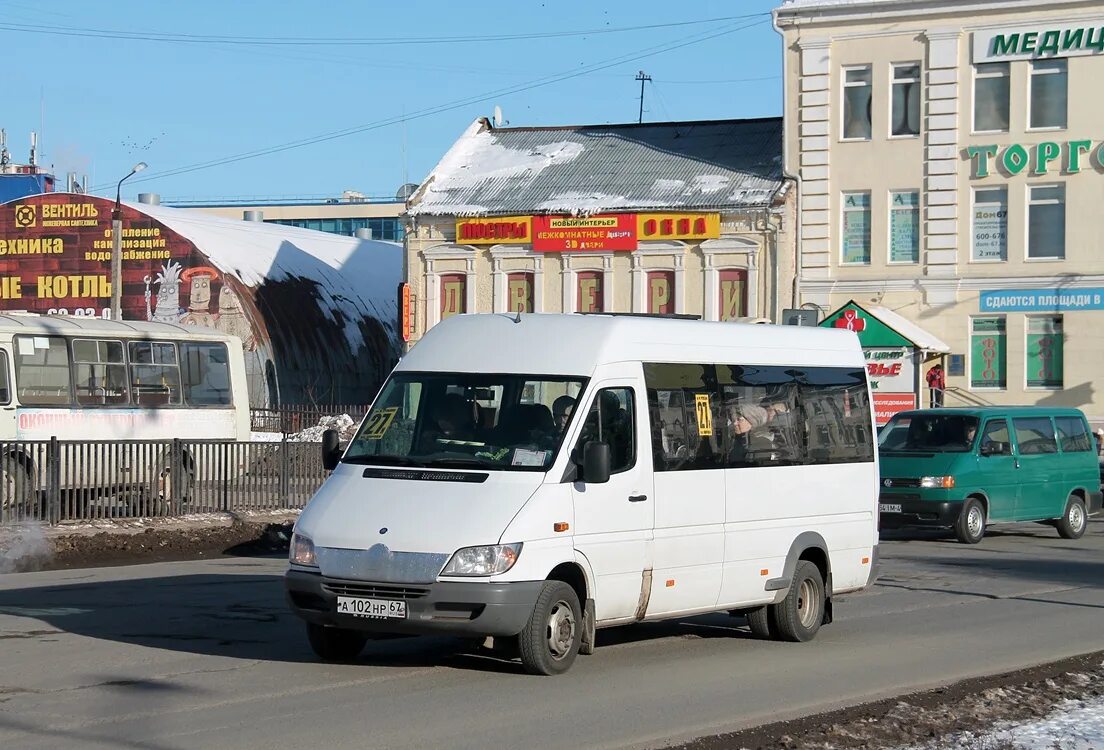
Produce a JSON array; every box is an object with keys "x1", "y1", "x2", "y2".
[
  {"x1": 403, "y1": 117, "x2": 796, "y2": 346},
  {"x1": 775, "y1": 0, "x2": 1104, "y2": 422}
]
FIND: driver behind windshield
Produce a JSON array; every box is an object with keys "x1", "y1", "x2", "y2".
[{"x1": 425, "y1": 393, "x2": 478, "y2": 446}]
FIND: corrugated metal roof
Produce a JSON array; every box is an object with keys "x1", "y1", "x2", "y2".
[{"x1": 408, "y1": 117, "x2": 785, "y2": 217}]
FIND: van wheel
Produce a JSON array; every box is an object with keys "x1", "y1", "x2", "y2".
[
  {"x1": 955, "y1": 498, "x2": 986, "y2": 544},
  {"x1": 745, "y1": 605, "x2": 779, "y2": 640},
  {"x1": 772, "y1": 561, "x2": 825, "y2": 643},
  {"x1": 518, "y1": 581, "x2": 581, "y2": 675},
  {"x1": 1056, "y1": 495, "x2": 1087, "y2": 540},
  {"x1": 306, "y1": 623, "x2": 367, "y2": 662}
]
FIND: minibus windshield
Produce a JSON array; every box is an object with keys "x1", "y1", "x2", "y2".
[
  {"x1": 878, "y1": 414, "x2": 980, "y2": 453},
  {"x1": 343, "y1": 372, "x2": 588, "y2": 471}
]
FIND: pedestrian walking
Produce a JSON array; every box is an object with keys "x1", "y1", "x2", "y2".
[{"x1": 926, "y1": 363, "x2": 945, "y2": 408}]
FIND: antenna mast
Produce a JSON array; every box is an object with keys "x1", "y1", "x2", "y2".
[{"x1": 635, "y1": 70, "x2": 652, "y2": 124}]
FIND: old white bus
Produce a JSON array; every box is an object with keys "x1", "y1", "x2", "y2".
[{"x1": 287, "y1": 313, "x2": 879, "y2": 675}]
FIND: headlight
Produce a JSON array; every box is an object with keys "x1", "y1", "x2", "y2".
[
  {"x1": 920, "y1": 476, "x2": 955, "y2": 489},
  {"x1": 290, "y1": 533, "x2": 317, "y2": 567},
  {"x1": 441, "y1": 543, "x2": 522, "y2": 577}
]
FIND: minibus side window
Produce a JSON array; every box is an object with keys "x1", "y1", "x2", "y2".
[
  {"x1": 718, "y1": 364, "x2": 802, "y2": 468},
  {"x1": 643, "y1": 363, "x2": 722, "y2": 471},
  {"x1": 1055, "y1": 416, "x2": 1092, "y2": 452},
  {"x1": 1012, "y1": 417, "x2": 1058, "y2": 455},
  {"x1": 578, "y1": 387, "x2": 636, "y2": 474}
]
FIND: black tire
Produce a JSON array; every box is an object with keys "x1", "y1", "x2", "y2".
[
  {"x1": 772, "y1": 561, "x2": 825, "y2": 643},
  {"x1": 745, "y1": 605, "x2": 779, "y2": 640},
  {"x1": 1056, "y1": 495, "x2": 1088, "y2": 540},
  {"x1": 0, "y1": 456, "x2": 36, "y2": 521},
  {"x1": 518, "y1": 581, "x2": 582, "y2": 676},
  {"x1": 955, "y1": 498, "x2": 986, "y2": 544},
  {"x1": 306, "y1": 623, "x2": 367, "y2": 662}
]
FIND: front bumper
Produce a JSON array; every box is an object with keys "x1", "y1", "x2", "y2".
[
  {"x1": 285, "y1": 569, "x2": 542, "y2": 637},
  {"x1": 879, "y1": 495, "x2": 963, "y2": 529}
]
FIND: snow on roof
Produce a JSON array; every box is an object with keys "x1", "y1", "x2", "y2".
[
  {"x1": 131, "y1": 201, "x2": 402, "y2": 352},
  {"x1": 867, "y1": 305, "x2": 951, "y2": 353},
  {"x1": 409, "y1": 117, "x2": 785, "y2": 217}
]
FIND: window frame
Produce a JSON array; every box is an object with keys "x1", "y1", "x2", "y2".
[
  {"x1": 972, "y1": 62, "x2": 1011, "y2": 134},
  {"x1": 1012, "y1": 416, "x2": 1059, "y2": 455},
  {"x1": 1025, "y1": 183, "x2": 1066, "y2": 261},
  {"x1": 71, "y1": 338, "x2": 130, "y2": 407},
  {"x1": 970, "y1": 186, "x2": 1009, "y2": 263},
  {"x1": 1028, "y1": 58, "x2": 1068, "y2": 131},
  {"x1": 180, "y1": 341, "x2": 235, "y2": 408},
  {"x1": 0, "y1": 348, "x2": 11, "y2": 406},
  {"x1": 1055, "y1": 415, "x2": 1093, "y2": 453},
  {"x1": 128, "y1": 340, "x2": 183, "y2": 407},
  {"x1": 840, "y1": 191, "x2": 872, "y2": 265},
  {"x1": 575, "y1": 385, "x2": 637, "y2": 475},
  {"x1": 841, "y1": 65, "x2": 873, "y2": 142},
  {"x1": 889, "y1": 61, "x2": 921, "y2": 139},
  {"x1": 886, "y1": 189, "x2": 920, "y2": 264},
  {"x1": 968, "y1": 316, "x2": 1008, "y2": 391},
  {"x1": 13, "y1": 334, "x2": 74, "y2": 407},
  {"x1": 1024, "y1": 315, "x2": 1064, "y2": 391},
  {"x1": 717, "y1": 268, "x2": 749, "y2": 320}
]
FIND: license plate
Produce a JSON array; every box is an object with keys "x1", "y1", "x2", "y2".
[
  {"x1": 880, "y1": 503, "x2": 903, "y2": 514},
  {"x1": 336, "y1": 596, "x2": 407, "y2": 619}
]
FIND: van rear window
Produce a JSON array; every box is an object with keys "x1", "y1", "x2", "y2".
[{"x1": 1055, "y1": 416, "x2": 1092, "y2": 452}]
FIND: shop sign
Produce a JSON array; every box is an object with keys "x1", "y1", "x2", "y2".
[
  {"x1": 455, "y1": 216, "x2": 531, "y2": 245},
  {"x1": 973, "y1": 24, "x2": 1104, "y2": 64},
  {"x1": 979, "y1": 287, "x2": 1104, "y2": 312},
  {"x1": 967, "y1": 140, "x2": 1104, "y2": 179},
  {"x1": 532, "y1": 214, "x2": 635, "y2": 252},
  {"x1": 873, "y1": 393, "x2": 916, "y2": 426},
  {"x1": 637, "y1": 212, "x2": 720, "y2": 241},
  {"x1": 397, "y1": 282, "x2": 411, "y2": 342},
  {"x1": 820, "y1": 303, "x2": 913, "y2": 348},
  {"x1": 864, "y1": 347, "x2": 915, "y2": 393}
]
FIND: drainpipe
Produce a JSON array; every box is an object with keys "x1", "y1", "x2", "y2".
[{"x1": 772, "y1": 9, "x2": 802, "y2": 311}]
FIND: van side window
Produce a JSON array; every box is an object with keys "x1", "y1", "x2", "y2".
[
  {"x1": 1013, "y1": 417, "x2": 1058, "y2": 454},
  {"x1": 979, "y1": 419, "x2": 1011, "y2": 454},
  {"x1": 1055, "y1": 417, "x2": 1092, "y2": 452},
  {"x1": 643, "y1": 363, "x2": 722, "y2": 471},
  {"x1": 578, "y1": 387, "x2": 635, "y2": 474}
]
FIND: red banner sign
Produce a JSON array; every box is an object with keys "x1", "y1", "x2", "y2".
[
  {"x1": 532, "y1": 214, "x2": 636, "y2": 252},
  {"x1": 873, "y1": 393, "x2": 916, "y2": 425}
]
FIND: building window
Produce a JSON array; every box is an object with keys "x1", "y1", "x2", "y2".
[
  {"x1": 1030, "y1": 59, "x2": 1067, "y2": 130},
  {"x1": 506, "y1": 272, "x2": 534, "y2": 313},
  {"x1": 971, "y1": 187, "x2": 1008, "y2": 262},
  {"x1": 266, "y1": 216, "x2": 404, "y2": 240},
  {"x1": 888, "y1": 191, "x2": 919, "y2": 263},
  {"x1": 842, "y1": 66, "x2": 873, "y2": 140},
  {"x1": 646, "y1": 271, "x2": 675, "y2": 314},
  {"x1": 890, "y1": 63, "x2": 921, "y2": 137},
  {"x1": 970, "y1": 317, "x2": 1007, "y2": 389},
  {"x1": 1026, "y1": 316, "x2": 1063, "y2": 389},
  {"x1": 1027, "y1": 184, "x2": 1065, "y2": 260},
  {"x1": 718, "y1": 269, "x2": 748, "y2": 320},
  {"x1": 440, "y1": 273, "x2": 466, "y2": 319},
  {"x1": 841, "y1": 192, "x2": 871, "y2": 264},
  {"x1": 974, "y1": 63, "x2": 1010, "y2": 132},
  {"x1": 576, "y1": 271, "x2": 603, "y2": 313}
]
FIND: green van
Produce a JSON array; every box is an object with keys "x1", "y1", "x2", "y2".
[{"x1": 878, "y1": 407, "x2": 1103, "y2": 544}]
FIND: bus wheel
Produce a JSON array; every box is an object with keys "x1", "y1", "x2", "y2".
[
  {"x1": 745, "y1": 605, "x2": 779, "y2": 640},
  {"x1": 772, "y1": 561, "x2": 825, "y2": 643},
  {"x1": 1056, "y1": 495, "x2": 1087, "y2": 540},
  {"x1": 954, "y1": 499, "x2": 986, "y2": 544},
  {"x1": 0, "y1": 457, "x2": 36, "y2": 520},
  {"x1": 518, "y1": 581, "x2": 581, "y2": 675},
  {"x1": 306, "y1": 623, "x2": 367, "y2": 662}
]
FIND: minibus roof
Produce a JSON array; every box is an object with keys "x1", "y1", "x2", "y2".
[
  {"x1": 399, "y1": 313, "x2": 864, "y2": 376},
  {"x1": 0, "y1": 314, "x2": 240, "y2": 342}
]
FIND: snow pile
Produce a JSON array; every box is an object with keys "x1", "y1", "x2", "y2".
[
  {"x1": 250, "y1": 431, "x2": 283, "y2": 442},
  {"x1": 286, "y1": 414, "x2": 358, "y2": 443},
  {"x1": 0, "y1": 524, "x2": 50, "y2": 572}
]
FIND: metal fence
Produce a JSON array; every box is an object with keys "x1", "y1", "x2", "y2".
[
  {"x1": 0, "y1": 438, "x2": 329, "y2": 525},
  {"x1": 250, "y1": 405, "x2": 368, "y2": 435}
]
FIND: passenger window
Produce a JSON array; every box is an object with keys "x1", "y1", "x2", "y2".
[
  {"x1": 129, "y1": 341, "x2": 182, "y2": 406},
  {"x1": 719, "y1": 364, "x2": 802, "y2": 468},
  {"x1": 979, "y1": 419, "x2": 1011, "y2": 455},
  {"x1": 644, "y1": 363, "x2": 722, "y2": 471},
  {"x1": 0, "y1": 349, "x2": 10, "y2": 405},
  {"x1": 578, "y1": 387, "x2": 635, "y2": 474},
  {"x1": 73, "y1": 339, "x2": 129, "y2": 406},
  {"x1": 14, "y1": 335, "x2": 72, "y2": 406},
  {"x1": 795, "y1": 367, "x2": 874, "y2": 465},
  {"x1": 181, "y1": 343, "x2": 232, "y2": 406},
  {"x1": 1055, "y1": 417, "x2": 1092, "y2": 452},
  {"x1": 1012, "y1": 417, "x2": 1058, "y2": 455}
]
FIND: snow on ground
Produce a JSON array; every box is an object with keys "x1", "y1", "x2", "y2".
[{"x1": 251, "y1": 415, "x2": 358, "y2": 443}]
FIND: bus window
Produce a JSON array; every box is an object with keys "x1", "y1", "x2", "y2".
[
  {"x1": 129, "y1": 341, "x2": 181, "y2": 406},
  {"x1": 14, "y1": 335, "x2": 73, "y2": 406},
  {"x1": 73, "y1": 339, "x2": 129, "y2": 406},
  {"x1": 0, "y1": 350, "x2": 10, "y2": 405},
  {"x1": 181, "y1": 342, "x2": 232, "y2": 406}
]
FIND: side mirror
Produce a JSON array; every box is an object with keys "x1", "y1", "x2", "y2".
[
  {"x1": 581, "y1": 441, "x2": 611, "y2": 484},
  {"x1": 321, "y1": 429, "x2": 342, "y2": 471},
  {"x1": 980, "y1": 441, "x2": 1008, "y2": 457}
]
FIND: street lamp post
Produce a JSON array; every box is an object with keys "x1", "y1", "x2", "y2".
[{"x1": 110, "y1": 162, "x2": 147, "y2": 320}]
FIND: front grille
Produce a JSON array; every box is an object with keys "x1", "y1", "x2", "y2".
[
  {"x1": 880, "y1": 493, "x2": 920, "y2": 502},
  {"x1": 322, "y1": 579, "x2": 430, "y2": 600},
  {"x1": 882, "y1": 477, "x2": 920, "y2": 488}
]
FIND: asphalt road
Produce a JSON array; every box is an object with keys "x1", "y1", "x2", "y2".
[{"x1": 0, "y1": 521, "x2": 1102, "y2": 750}]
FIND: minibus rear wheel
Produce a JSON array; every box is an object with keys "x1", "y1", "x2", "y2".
[
  {"x1": 773, "y1": 561, "x2": 825, "y2": 643},
  {"x1": 1056, "y1": 495, "x2": 1087, "y2": 540},
  {"x1": 307, "y1": 623, "x2": 367, "y2": 663},
  {"x1": 518, "y1": 581, "x2": 582, "y2": 675},
  {"x1": 745, "y1": 606, "x2": 779, "y2": 640}
]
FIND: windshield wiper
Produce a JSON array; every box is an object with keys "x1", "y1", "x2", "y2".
[
  {"x1": 421, "y1": 457, "x2": 496, "y2": 469},
  {"x1": 342, "y1": 454, "x2": 423, "y2": 467}
]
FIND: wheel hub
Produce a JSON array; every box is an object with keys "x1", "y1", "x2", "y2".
[{"x1": 546, "y1": 600, "x2": 576, "y2": 660}]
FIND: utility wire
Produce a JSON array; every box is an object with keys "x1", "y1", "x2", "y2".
[{"x1": 90, "y1": 17, "x2": 769, "y2": 191}]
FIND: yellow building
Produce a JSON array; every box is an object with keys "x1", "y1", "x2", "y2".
[
  {"x1": 775, "y1": 0, "x2": 1104, "y2": 423},
  {"x1": 403, "y1": 117, "x2": 796, "y2": 345}
]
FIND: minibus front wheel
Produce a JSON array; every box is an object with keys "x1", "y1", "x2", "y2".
[{"x1": 518, "y1": 581, "x2": 582, "y2": 676}]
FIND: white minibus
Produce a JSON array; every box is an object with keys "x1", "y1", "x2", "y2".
[
  {"x1": 0, "y1": 314, "x2": 249, "y2": 514},
  {"x1": 287, "y1": 313, "x2": 879, "y2": 675}
]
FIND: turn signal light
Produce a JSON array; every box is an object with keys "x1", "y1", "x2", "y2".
[{"x1": 553, "y1": 522, "x2": 569, "y2": 533}]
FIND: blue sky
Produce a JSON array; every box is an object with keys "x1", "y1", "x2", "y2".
[{"x1": 0, "y1": 0, "x2": 783, "y2": 202}]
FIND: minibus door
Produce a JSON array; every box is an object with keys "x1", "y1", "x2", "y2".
[{"x1": 569, "y1": 382, "x2": 654, "y2": 623}]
